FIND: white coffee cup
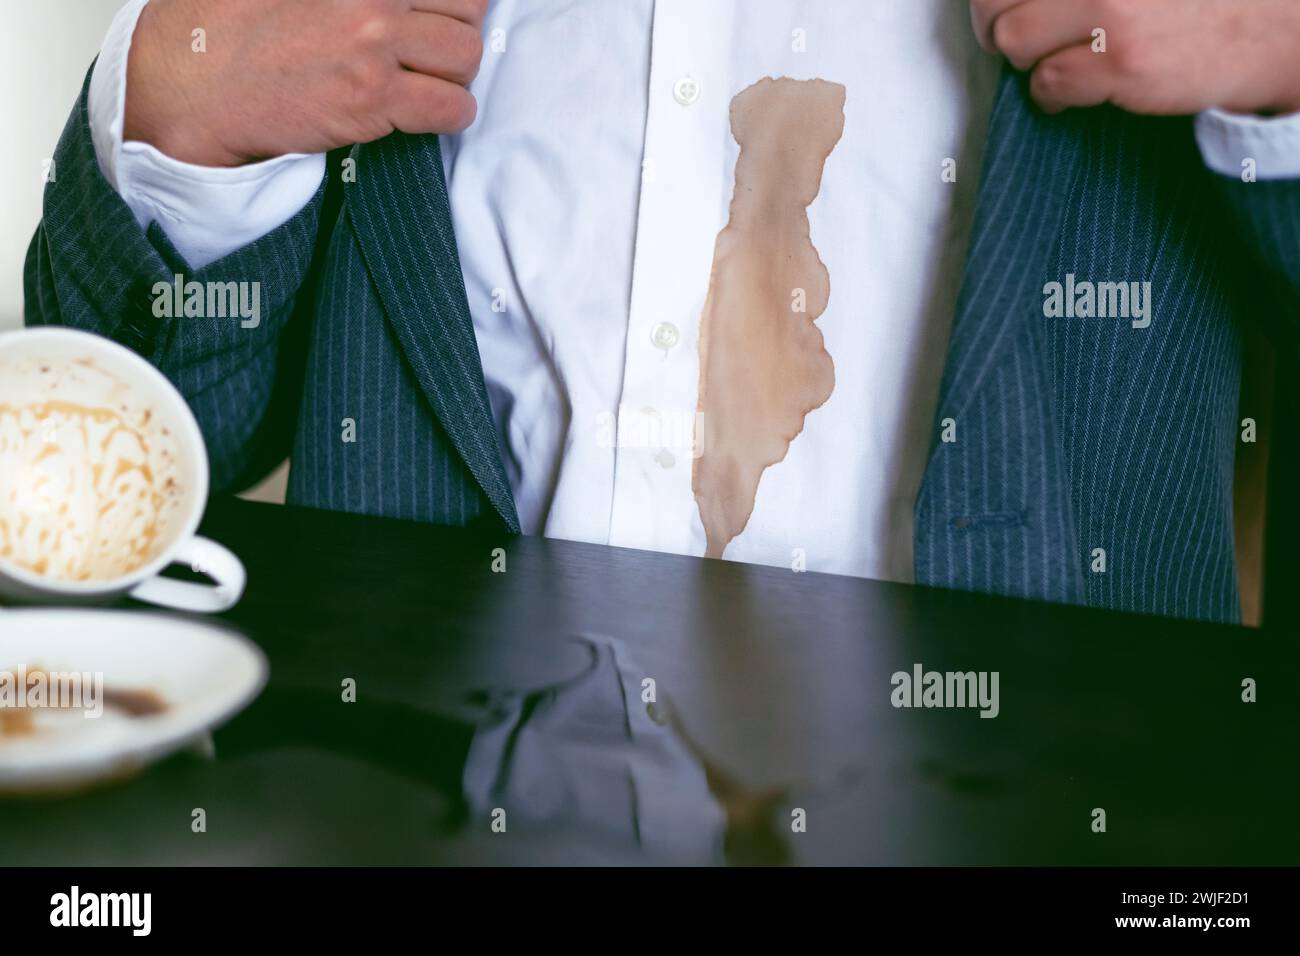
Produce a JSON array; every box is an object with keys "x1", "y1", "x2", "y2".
[{"x1": 0, "y1": 327, "x2": 244, "y2": 613}]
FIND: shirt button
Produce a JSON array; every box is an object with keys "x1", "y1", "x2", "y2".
[
  {"x1": 650, "y1": 321, "x2": 680, "y2": 351},
  {"x1": 673, "y1": 76, "x2": 701, "y2": 106}
]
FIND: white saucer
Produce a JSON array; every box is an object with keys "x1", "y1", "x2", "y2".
[{"x1": 0, "y1": 609, "x2": 267, "y2": 794}]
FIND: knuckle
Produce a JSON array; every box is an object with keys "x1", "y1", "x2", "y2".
[
  {"x1": 441, "y1": 88, "x2": 478, "y2": 132},
  {"x1": 343, "y1": 54, "x2": 388, "y2": 109},
  {"x1": 346, "y1": 0, "x2": 399, "y2": 46},
  {"x1": 990, "y1": 14, "x2": 1028, "y2": 65},
  {"x1": 1106, "y1": 39, "x2": 1142, "y2": 78},
  {"x1": 446, "y1": 22, "x2": 485, "y2": 83},
  {"x1": 1122, "y1": 29, "x2": 1156, "y2": 76},
  {"x1": 1032, "y1": 61, "x2": 1069, "y2": 97}
]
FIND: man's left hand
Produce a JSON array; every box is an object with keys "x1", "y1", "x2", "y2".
[{"x1": 971, "y1": 0, "x2": 1300, "y2": 116}]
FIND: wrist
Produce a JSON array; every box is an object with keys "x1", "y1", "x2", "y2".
[
  {"x1": 1265, "y1": 84, "x2": 1300, "y2": 116},
  {"x1": 1256, "y1": 11, "x2": 1300, "y2": 115},
  {"x1": 124, "y1": 107, "x2": 248, "y2": 168},
  {"x1": 122, "y1": 0, "x2": 247, "y2": 168}
]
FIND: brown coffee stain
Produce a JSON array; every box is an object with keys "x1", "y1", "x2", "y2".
[
  {"x1": 0, "y1": 709, "x2": 36, "y2": 737},
  {"x1": 0, "y1": 666, "x2": 168, "y2": 741},
  {"x1": 102, "y1": 687, "x2": 168, "y2": 718},
  {"x1": 693, "y1": 77, "x2": 845, "y2": 559}
]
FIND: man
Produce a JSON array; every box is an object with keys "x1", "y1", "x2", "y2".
[{"x1": 24, "y1": 0, "x2": 1300, "y2": 623}]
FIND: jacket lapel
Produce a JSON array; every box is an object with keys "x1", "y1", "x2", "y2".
[
  {"x1": 935, "y1": 66, "x2": 1085, "y2": 424},
  {"x1": 346, "y1": 132, "x2": 520, "y2": 533}
]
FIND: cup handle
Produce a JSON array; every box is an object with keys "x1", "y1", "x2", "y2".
[{"x1": 127, "y1": 535, "x2": 246, "y2": 613}]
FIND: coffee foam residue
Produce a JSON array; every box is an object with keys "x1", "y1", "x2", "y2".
[{"x1": 0, "y1": 355, "x2": 185, "y2": 583}]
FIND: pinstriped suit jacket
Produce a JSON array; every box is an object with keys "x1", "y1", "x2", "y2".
[{"x1": 24, "y1": 66, "x2": 1300, "y2": 623}]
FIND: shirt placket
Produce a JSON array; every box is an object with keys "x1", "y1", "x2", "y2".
[{"x1": 607, "y1": 0, "x2": 734, "y2": 556}]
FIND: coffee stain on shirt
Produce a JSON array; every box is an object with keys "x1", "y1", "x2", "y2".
[{"x1": 693, "y1": 77, "x2": 846, "y2": 559}]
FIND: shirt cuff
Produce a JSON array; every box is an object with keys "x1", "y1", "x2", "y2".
[
  {"x1": 88, "y1": 0, "x2": 326, "y2": 270},
  {"x1": 1194, "y1": 107, "x2": 1300, "y2": 181}
]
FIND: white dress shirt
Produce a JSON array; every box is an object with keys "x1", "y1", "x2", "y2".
[{"x1": 91, "y1": 0, "x2": 1300, "y2": 582}]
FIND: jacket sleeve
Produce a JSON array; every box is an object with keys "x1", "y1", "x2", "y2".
[{"x1": 23, "y1": 64, "x2": 337, "y2": 494}]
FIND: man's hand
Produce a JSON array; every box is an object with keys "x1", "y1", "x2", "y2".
[
  {"x1": 971, "y1": 0, "x2": 1300, "y2": 116},
  {"x1": 124, "y1": 0, "x2": 488, "y2": 167}
]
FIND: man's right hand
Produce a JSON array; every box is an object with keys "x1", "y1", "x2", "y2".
[{"x1": 124, "y1": 0, "x2": 488, "y2": 167}]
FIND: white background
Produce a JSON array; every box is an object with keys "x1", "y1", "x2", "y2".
[{"x1": 1, "y1": 0, "x2": 122, "y2": 329}]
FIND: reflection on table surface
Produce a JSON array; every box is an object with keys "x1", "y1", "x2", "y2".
[{"x1": 2, "y1": 498, "x2": 1297, "y2": 865}]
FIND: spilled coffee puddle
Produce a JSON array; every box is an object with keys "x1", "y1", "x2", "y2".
[{"x1": 693, "y1": 76, "x2": 846, "y2": 558}]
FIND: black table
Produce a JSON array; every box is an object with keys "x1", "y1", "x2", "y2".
[{"x1": 3, "y1": 497, "x2": 1297, "y2": 865}]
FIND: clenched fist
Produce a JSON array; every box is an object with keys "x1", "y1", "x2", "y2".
[
  {"x1": 971, "y1": 0, "x2": 1300, "y2": 116},
  {"x1": 124, "y1": 0, "x2": 488, "y2": 167}
]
